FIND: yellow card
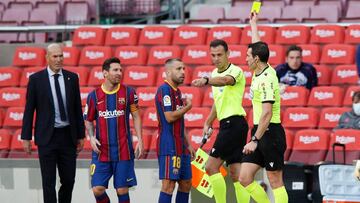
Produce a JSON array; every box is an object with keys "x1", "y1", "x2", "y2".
[{"x1": 251, "y1": 1, "x2": 262, "y2": 14}]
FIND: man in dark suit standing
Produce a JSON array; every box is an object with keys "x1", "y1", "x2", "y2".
[{"x1": 21, "y1": 43, "x2": 85, "y2": 203}]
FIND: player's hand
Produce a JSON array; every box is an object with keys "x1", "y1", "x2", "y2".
[
  {"x1": 90, "y1": 136, "x2": 101, "y2": 154},
  {"x1": 22, "y1": 140, "x2": 32, "y2": 155},
  {"x1": 77, "y1": 138, "x2": 84, "y2": 154},
  {"x1": 188, "y1": 145, "x2": 196, "y2": 160},
  {"x1": 202, "y1": 124, "x2": 213, "y2": 139},
  {"x1": 135, "y1": 139, "x2": 144, "y2": 159},
  {"x1": 279, "y1": 83, "x2": 287, "y2": 94},
  {"x1": 191, "y1": 78, "x2": 207, "y2": 87},
  {"x1": 243, "y1": 141, "x2": 258, "y2": 155},
  {"x1": 249, "y1": 12, "x2": 258, "y2": 27}
]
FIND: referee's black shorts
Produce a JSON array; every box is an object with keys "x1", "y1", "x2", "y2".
[
  {"x1": 209, "y1": 115, "x2": 248, "y2": 165},
  {"x1": 242, "y1": 123, "x2": 286, "y2": 171}
]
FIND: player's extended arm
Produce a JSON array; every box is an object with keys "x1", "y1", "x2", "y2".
[
  {"x1": 253, "y1": 102, "x2": 273, "y2": 140},
  {"x1": 164, "y1": 97, "x2": 192, "y2": 123},
  {"x1": 208, "y1": 75, "x2": 235, "y2": 87},
  {"x1": 131, "y1": 109, "x2": 143, "y2": 158},
  {"x1": 85, "y1": 120, "x2": 101, "y2": 154},
  {"x1": 250, "y1": 12, "x2": 261, "y2": 43}
]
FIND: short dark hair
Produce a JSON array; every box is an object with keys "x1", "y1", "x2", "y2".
[
  {"x1": 102, "y1": 57, "x2": 121, "y2": 71},
  {"x1": 286, "y1": 45, "x2": 302, "y2": 56},
  {"x1": 353, "y1": 91, "x2": 360, "y2": 102},
  {"x1": 165, "y1": 58, "x2": 182, "y2": 66},
  {"x1": 248, "y1": 41, "x2": 269, "y2": 63},
  {"x1": 210, "y1": 39, "x2": 228, "y2": 52}
]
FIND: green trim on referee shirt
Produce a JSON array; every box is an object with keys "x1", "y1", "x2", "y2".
[{"x1": 211, "y1": 64, "x2": 246, "y2": 121}]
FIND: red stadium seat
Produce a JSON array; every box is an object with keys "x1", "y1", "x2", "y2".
[
  {"x1": 310, "y1": 25, "x2": 345, "y2": 44},
  {"x1": 202, "y1": 87, "x2": 213, "y2": 107},
  {"x1": 9, "y1": 129, "x2": 38, "y2": 158},
  {"x1": 320, "y1": 44, "x2": 355, "y2": 65},
  {"x1": 79, "y1": 46, "x2": 112, "y2": 66},
  {"x1": 143, "y1": 107, "x2": 158, "y2": 127},
  {"x1": 64, "y1": 66, "x2": 89, "y2": 86},
  {"x1": 178, "y1": 86, "x2": 202, "y2": 107},
  {"x1": 280, "y1": 86, "x2": 309, "y2": 107},
  {"x1": 139, "y1": 26, "x2": 172, "y2": 45},
  {"x1": 114, "y1": 46, "x2": 147, "y2": 65},
  {"x1": 173, "y1": 26, "x2": 207, "y2": 45},
  {"x1": 13, "y1": 47, "x2": 46, "y2": 67},
  {"x1": 325, "y1": 129, "x2": 360, "y2": 165},
  {"x1": 344, "y1": 25, "x2": 360, "y2": 44},
  {"x1": 0, "y1": 87, "x2": 26, "y2": 107},
  {"x1": 243, "y1": 87, "x2": 252, "y2": 107},
  {"x1": 343, "y1": 86, "x2": 360, "y2": 106},
  {"x1": 87, "y1": 66, "x2": 103, "y2": 86},
  {"x1": 123, "y1": 66, "x2": 156, "y2": 87},
  {"x1": 141, "y1": 131, "x2": 157, "y2": 159},
  {"x1": 268, "y1": 45, "x2": 285, "y2": 65},
  {"x1": 72, "y1": 27, "x2": 105, "y2": 46},
  {"x1": 246, "y1": 108, "x2": 253, "y2": 128},
  {"x1": 188, "y1": 128, "x2": 218, "y2": 153},
  {"x1": 105, "y1": 27, "x2": 139, "y2": 46},
  {"x1": 0, "y1": 67, "x2": 21, "y2": 87},
  {"x1": 284, "y1": 129, "x2": 294, "y2": 161},
  {"x1": 240, "y1": 26, "x2": 275, "y2": 45},
  {"x1": 298, "y1": 44, "x2": 320, "y2": 64},
  {"x1": 314, "y1": 65, "x2": 331, "y2": 86},
  {"x1": 156, "y1": 66, "x2": 192, "y2": 86},
  {"x1": 275, "y1": 25, "x2": 310, "y2": 44},
  {"x1": 288, "y1": 129, "x2": 330, "y2": 165},
  {"x1": 308, "y1": 86, "x2": 344, "y2": 107},
  {"x1": 319, "y1": 107, "x2": 351, "y2": 129},
  {"x1": 228, "y1": 45, "x2": 248, "y2": 65},
  {"x1": 182, "y1": 45, "x2": 212, "y2": 65},
  {"x1": 191, "y1": 65, "x2": 214, "y2": 81},
  {"x1": 331, "y1": 65, "x2": 359, "y2": 85},
  {"x1": 80, "y1": 87, "x2": 94, "y2": 106},
  {"x1": 0, "y1": 129, "x2": 11, "y2": 158},
  {"x1": 62, "y1": 47, "x2": 80, "y2": 66},
  {"x1": 20, "y1": 67, "x2": 43, "y2": 86},
  {"x1": 283, "y1": 107, "x2": 319, "y2": 128},
  {"x1": 241, "y1": 65, "x2": 253, "y2": 86},
  {"x1": 184, "y1": 107, "x2": 210, "y2": 128},
  {"x1": 207, "y1": 26, "x2": 241, "y2": 45},
  {"x1": 3, "y1": 107, "x2": 24, "y2": 127},
  {"x1": 136, "y1": 86, "x2": 157, "y2": 107},
  {"x1": 147, "y1": 46, "x2": 181, "y2": 65}
]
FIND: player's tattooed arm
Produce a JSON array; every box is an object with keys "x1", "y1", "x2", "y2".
[
  {"x1": 85, "y1": 120, "x2": 101, "y2": 154},
  {"x1": 131, "y1": 110, "x2": 143, "y2": 159},
  {"x1": 164, "y1": 97, "x2": 192, "y2": 123}
]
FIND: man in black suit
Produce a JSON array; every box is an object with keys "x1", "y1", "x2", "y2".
[{"x1": 21, "y1": 43, "x2": 85, "y2": 203}]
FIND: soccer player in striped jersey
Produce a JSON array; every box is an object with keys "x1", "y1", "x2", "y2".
[
  {"x1": 155, "y1": 58, "x2": 195, "y2": 203},
  {"x1": 84, "y1": 57, "x2": 144, "y2": 203}
]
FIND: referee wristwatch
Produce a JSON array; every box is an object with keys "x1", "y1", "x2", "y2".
[{"x1": 251, "y1": 135, "x2": 260, "y2": 143}]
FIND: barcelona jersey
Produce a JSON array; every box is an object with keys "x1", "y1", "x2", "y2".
[
  {"x1": 155, "y1": 81, "x2": 189, "y2": 156},
  {"x1": 84, "y1": 84, "x2": 138, "y2": 161}
]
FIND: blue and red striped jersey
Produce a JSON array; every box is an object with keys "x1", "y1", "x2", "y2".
[
  {"x1": 84, "y1": 84, "x2": 138, "y2": 162},
  {"x1": 155, "y1": 81, "x2": 189, "y2": 156}
]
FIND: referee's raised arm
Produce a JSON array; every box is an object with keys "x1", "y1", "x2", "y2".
[{"x1": 250, "y1": 12, "x2": 261, "y2": 43}]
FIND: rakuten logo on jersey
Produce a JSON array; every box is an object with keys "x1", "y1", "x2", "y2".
[
  {"x1": 10, "y1": 112, "x2": 23, "y2": 121},
  {"x1": 281, "y1": 92, "x2": 299, "y2": 100},
  {"x1": 19, "y1": 52, "x2": 37, "y2": 60},
  {"x1": 148, "y1": 112, "x2": 157, "y2": 121},
  {"x1": 0, "y1": 73, "x2": 11, "y2": 81},
  {"x1": 111, "y1": 31, "x2": 130, "y2": 40},
  {"x1": 139, "y1": 93, "x2": 155, "y2": 101},
  {"x1": 325, "y1": 113, "x2": 341, "y2": 122},
  {"x1": 197, "y1": 71, "x2": 211, "y2": 78},
  {"x1": 119, "y1": 51, "x2": 138, "y2": 59},
  {"x1": 289, "y1": 113, "x2": 309, "y2": 122},
  {"x1": 2, "y1": 93, "x2": 20, "y2": 101},
  {"x1": 350, "y1": 29, "x2": 360, "y2": 38},
  {"x1": 188, "y1": 50, "x2": 207, "y2": 59},
  {"x1": 314, "y1": 92, "x2": 333, "y2": 100},
  {"x1": 247, "y1": 30, "x2": 265, "y2": 37},
  {"x1": 229, "y1": 50, "x2": 241, "y2": 58},
  {"x1": 185, "y1": 113, "x2": 203, "y2": 121},
  {"x1": 336, "y1": 136, "x2": 356, "y2": 144},
  {"x1": 99, "y1": 110, "x2": 124, "y2": 118},
  {"x1": 302, "y1": 50, "x2": 311, "y2": 57},
  {"x1": 328, "y1": 49, "x2": 346, "y2": 58},
  {"x1": 179, "y1": 31, "x2": 198, "y2": 39},
  {"x1": 86, "y1": 51, "x2": 104, "y2": 60},
  {"x1": 145, "y1": 31, "x2": 163, "y2": 39},
  {"x1": 154, "y1": 51, "x2": 172, "y2": 59},
  {"x1": 78, "y1": 31, "x2": 96, "y2": 39},
  {"x1": 94, "y1": 71, "x2": 104, "y2": 80},
  {"x1": 316, "y1": 29, "x2": 335, "y2": 38},
  {"x1": 213, "y1": 31, "x2": 231, "y2": 39},
  {"x1": 337, "y1": 70, "x2": 357, "y2": 78},
  {"x1": 299, "y1": 135, "x2": 320, "y2": 144},
  {"x1": 281, "y1": 30, "x2": 301, "y2": 38},
  {"x1": 129, "y1": 71, "x2": 148, "y2": 80}
]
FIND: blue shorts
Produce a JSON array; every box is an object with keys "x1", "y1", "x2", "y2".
[
  {"x1": 158, "y1": 154, "x2": 192, "y2": 180},
  {"x1": 90, "y1": 159, "x2": 137, "y2": 189}
]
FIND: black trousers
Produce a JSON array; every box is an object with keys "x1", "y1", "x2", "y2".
[{"x1": 38, "y1": 126, "x2": 76, "y2": 203}]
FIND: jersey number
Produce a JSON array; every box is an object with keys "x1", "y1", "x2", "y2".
[{"x1": 172, "y1": 156, "x2": 181, "y2": 169}]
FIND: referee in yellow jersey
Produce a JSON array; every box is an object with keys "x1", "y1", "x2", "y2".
[
  {"x1": 239, "y1": 12, "x2": 288, "y2": 203},
  {"x1": 192, "y1": 39, "x2": 250, "y2": 203}
]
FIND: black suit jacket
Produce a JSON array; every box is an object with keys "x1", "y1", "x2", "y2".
[{"x1": 21, "y1": 68, "x2": 85, "y2": 146}]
